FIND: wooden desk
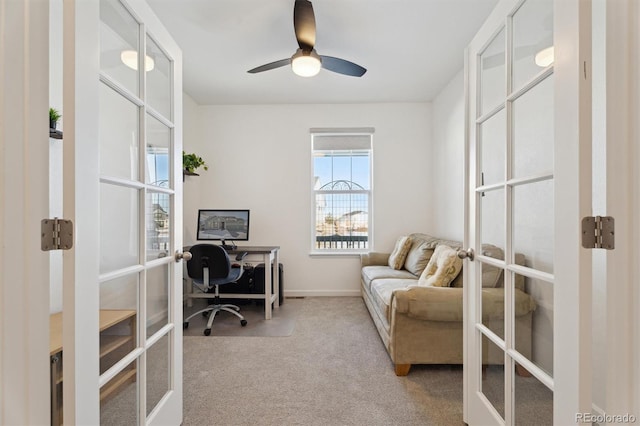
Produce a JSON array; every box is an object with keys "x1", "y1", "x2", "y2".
[
  {"x1": 50, "y1": 309, "x2": 136, "y2": 355},
  {"x1": 50, "y1": 310, "x2": 136, "y2": 426},
  {"x1": 185, "y1": 245, "x2": 280, "y2": 319}
]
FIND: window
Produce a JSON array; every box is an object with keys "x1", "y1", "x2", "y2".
[{"x1": 311, "y1": 129, "x2": 373, "y2": 253}]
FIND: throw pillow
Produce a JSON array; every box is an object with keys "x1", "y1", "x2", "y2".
[
  {"x1": 418, "y1": 244, "x2": 463, "y2": 287},
  {"x1": 388, "y1": 236, "x2": 413, "y2": 270},
  {"x1": 403, "y1": 241, "x2": 435, "y2": 276}
]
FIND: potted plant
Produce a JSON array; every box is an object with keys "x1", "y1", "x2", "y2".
[
  {"x1": 49, "y1": 107, "x2": 61, "y2": 130},
  {"x1": 183, "y1": 151, "x2": 209, "y2": 176}
]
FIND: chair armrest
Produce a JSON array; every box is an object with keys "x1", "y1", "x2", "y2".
[
  {"x1": 235, "y1": 252, "x2": 248, "y2": 262},
  {"x1": 392, "y1": 286, "x2": 464, "y2": 322},
  {"x1": 360, "y1": 252, "x2": 390, "y2": 267}
]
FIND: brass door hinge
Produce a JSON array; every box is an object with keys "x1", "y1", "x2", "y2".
[
  {"x1": 581, "y1": 216, "x2": 614, "y2": 250},
  {"x1": 41, "y1": 218, "x2": 73, "y2": 251}
]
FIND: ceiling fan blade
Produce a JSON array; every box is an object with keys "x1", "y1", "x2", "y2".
[
  {"x1": 293, "y1": 0, "x2": 316, "y2": 50},
  {"x1": 319, "y1": 56, "x2": 367, "y2": 77},
  {"x1": 247, "y1": 59, "x2": 291, "y2": 74}
]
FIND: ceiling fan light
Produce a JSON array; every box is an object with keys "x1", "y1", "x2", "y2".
[
  {"x1": 121, "y1": 50, "x2": 155, "y2": 72},
  {"x1": 534, "y1": 46, "x2": 554, "y2": 67},
  {"x1": 291, "y1": 49, "x2": 321, "y2": 77}
]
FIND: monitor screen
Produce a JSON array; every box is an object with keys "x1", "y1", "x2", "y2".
[{"x1": 196, "y1": 209, "x2": 250, "y2": 241}]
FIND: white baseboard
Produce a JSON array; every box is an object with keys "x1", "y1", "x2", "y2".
[{"x1": 284, "y1": 290, "x2": 361, "y2": 298}]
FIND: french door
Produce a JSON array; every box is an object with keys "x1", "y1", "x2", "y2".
[
  {"x1": 463, "y1": 0, "x2": 592, "y2": 424},
  {"x1": 63, "y1": 0, "x2": 183, "y2": 424}
]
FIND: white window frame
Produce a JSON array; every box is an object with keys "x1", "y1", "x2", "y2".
[{"x1": 310, "y1": 128, "x2": 374, "y2": 255}]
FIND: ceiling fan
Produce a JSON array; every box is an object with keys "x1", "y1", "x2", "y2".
[{"x1": 247, "y1": 0, "x2": 367, "y2": 78}]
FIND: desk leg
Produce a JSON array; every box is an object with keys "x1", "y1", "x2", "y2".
[
  {"x1": 264, "y1": 252, "x2": 272, "y2": 320},
  {"x1": 273, "y1": 249, "x2": 280, "y2": 310}
]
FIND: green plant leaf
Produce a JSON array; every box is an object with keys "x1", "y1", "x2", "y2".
[
  {"x1": 183, "y1": 151, "x2": 208, "y2": 173},
  {"x1": 49, "y1": 107, "x2": 61, "y2": 122}
]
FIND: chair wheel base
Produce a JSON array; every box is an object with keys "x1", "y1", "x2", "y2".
[
  {"x1": 204, "y1": 328, "x2": 211, "y2": 336},
  {"x1": 241, "y1": 319, "x2": 248, "y2": 327},
  {"x1": 183, "y1": 322, "x2": 189, "y2": 329}
]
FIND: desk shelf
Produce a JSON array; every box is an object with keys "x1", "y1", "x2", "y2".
[
  {"x1": 99, "y1": 335, "x2": 134, "y2": 358},
  {"x1": 50, "y1": 310, "x2": 136, "y2": 426}
]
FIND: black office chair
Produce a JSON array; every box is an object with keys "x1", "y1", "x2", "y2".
[{"x1": 183, "y1": 244, "x2": 248, "y2": 335}]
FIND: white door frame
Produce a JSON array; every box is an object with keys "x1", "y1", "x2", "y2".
[
  {"x1": 634, "y1": 1, "x2": 640, "y2": 415},
  {"x1": 553, "y1": 0, "x2": 593, "y2": 421},
  {"x1": 62, "y1": 0, "x2": 102, "y2": 422},
  {"x1": 0, "y1": 1, "x2": 51, "y2": 424},
  {"x1": 603, "y1": 0, "x2": 639, "y2": 418}
]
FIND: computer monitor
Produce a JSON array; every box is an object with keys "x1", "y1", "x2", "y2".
[{"x1": 196, "y1": 209, "x2": 250, "y2": 245}]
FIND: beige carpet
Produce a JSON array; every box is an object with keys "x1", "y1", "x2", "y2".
[
  {"x1": 182, "y1": 298, "x2": 301, "y2": 337},
  {"x1": 182, "y1": 297, "x2": 467, "y2": 426},
  {"x1": 101, "y1": 297, "x2": 553, "y2": 425}
]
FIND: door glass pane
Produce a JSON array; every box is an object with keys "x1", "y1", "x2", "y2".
[
  {"x1": 100, "y1": 184, "x2": 139, "y2": 274},
  {"x1": 146, "y1": 114, "x2": 170, "y2": 187},
  {"x1": 514, "y1": 272, "x2": 554, "y2": 376},
  {"x1": 512, "y1": 0, "x2": 554, "y2": 91},
  {"x1": 146, "y1": 333, "x2": 170, "y2": 416},
  {"x1": 100, "y1": 274, "x2": 138, "y2": 371},
  {"x1": 481, "y1": 263, "x2": 505, "y2": 340},
  {"x1": 147, "y1": 265, "x2": 169, "y2": 338},
  {"x1": 480, "y1": 188, "x2": 504, "y2": 250},
  {"x1": 99, "y1": 83, "x2": 139, "y2": 181},
  {"x1": 146, "y1": 35, "x2": 171, "y2": 119},
  {"x1": 480, "y1": 27, "x2": 505, "y2": 115},
  {"x1": 147, "y1": 191, "x2": 171, "y2": 261},
  {"x1": 481, "y1": 336, "x2": 505, "y2": 420},
  {"x1": 514, "y1": 365, "x2": 553, "y2": 425},
  {"x1": 100, "y1": 359, "x2": 138, "y2": 424},
  {"x1": 100, "y1": 0, "x2": 140, "y2": 95},
  {"x1": 513, "y1": 180, "x2": 554, "y2": 274},
  {"x1": 512, "y1": 75, "x2": 554, "y2": 179},
  {"x1": 480, "y1": 109, "x2": 506, "y2": 186}
]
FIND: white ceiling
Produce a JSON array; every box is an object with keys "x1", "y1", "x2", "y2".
[{"x1": 146, "y1": 0, "x2": 498, "y2": 105}]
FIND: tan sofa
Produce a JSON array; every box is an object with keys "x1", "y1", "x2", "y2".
[{"x1": 360, "y1": 233, "x2": 536, "y2": 376}]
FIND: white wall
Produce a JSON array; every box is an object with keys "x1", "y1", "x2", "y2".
[
  {"x1": 182, "y1": 103, "x2": 432, "y2": 296},
  {"x1": 431, "y1": 70, "x2": 465, "y2": 241}
]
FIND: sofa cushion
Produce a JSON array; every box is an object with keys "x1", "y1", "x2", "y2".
[
  {"x1": 480, "y1": 245, "x2": 504, "y2": 288},
  {"x1": 449, "y1": 246, "x2": 527, "y2": 290},
  {"x1": 418, "y1": 245, "x2": 463, "y2": 287},
  {"x1": 480, "y1": 250, "x2": 526, "y2": 291},
  {"x1": 388, "y1": 236, "x2": 413, "y2": 270},
  {"x1": 404, "y1": 233, "x2": 439, "y2": 275},
  {"x1": 361, "y1": 266, "x2": 417, "y2": 291},
  {"x1": 369, "y1": 278, "x2": 418, "y2": 322}
]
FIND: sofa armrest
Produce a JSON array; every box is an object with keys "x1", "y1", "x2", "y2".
[
  {"x1": 360, "y1": 252, "x2": 390, "y2": 267},
  {"x1": 392, "y1": 286, "x2": 536, "y2": 322},
  {"x1": 392, "y1": 286, "x2": 464, "y2": 322}
]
